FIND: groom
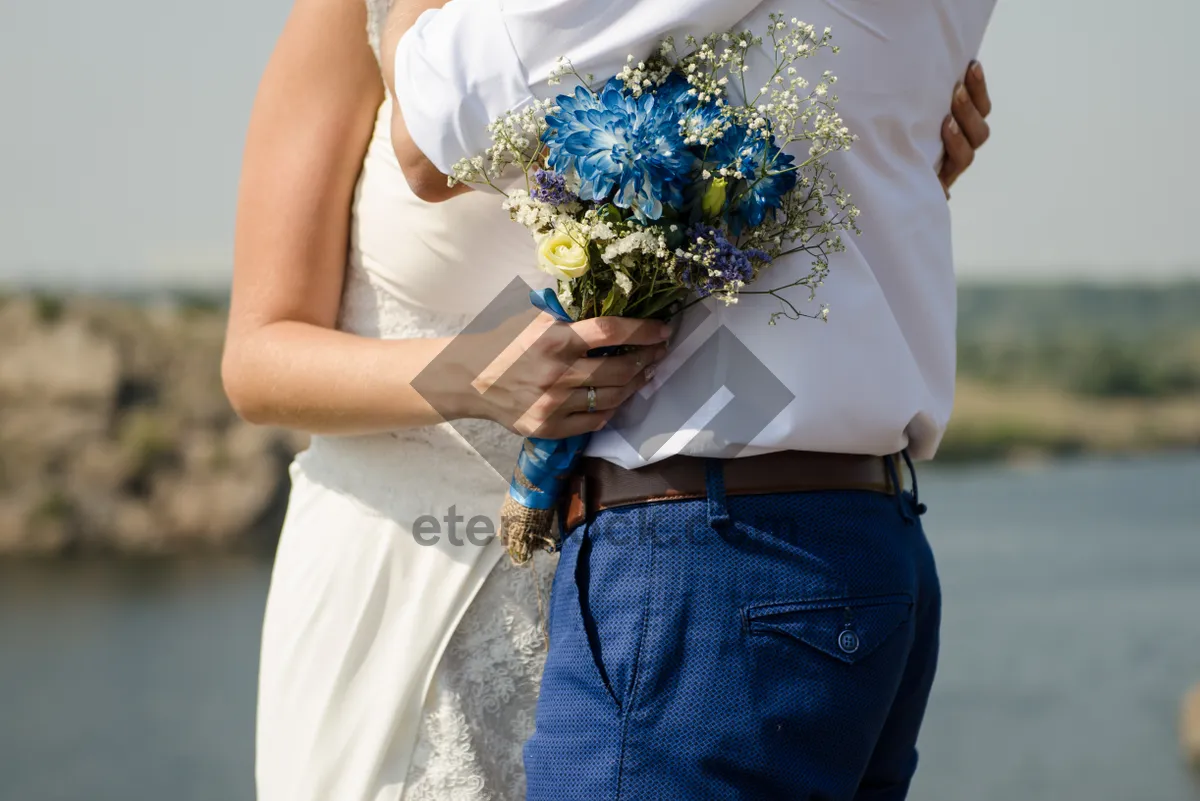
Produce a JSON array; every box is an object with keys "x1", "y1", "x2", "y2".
[{"x1": 387, "y1": 0, "x2": 997, "y2": 798}]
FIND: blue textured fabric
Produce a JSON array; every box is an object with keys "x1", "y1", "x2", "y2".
[
  {"x1": 524, "y1": 461, "x2": 941, "y2": 800},
  {"x1": 509, "y1": 289, "x2": 590, "y2": 512}
]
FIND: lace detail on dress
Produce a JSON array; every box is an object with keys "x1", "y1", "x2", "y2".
[
  {"x1": 364, "y1": 0, "x2": 393, "y2": 61},
  {"x1": 402, "y1": 551, "x2": 557, "y2": 801},
  {"x1": 335, "y1": 261, "x2": 550, "y2": 799},
  {"x1": 338, "y1": 259, "x2": 472, "y2": 340},
  {"x1": 335, "y1": 264, "x2": 524, "y2": 477},
  {"x1": 337, "y1": 23, "x2": 556, "y2": 790}
]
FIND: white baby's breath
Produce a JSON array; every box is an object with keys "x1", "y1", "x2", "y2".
[{"x1": 451, "y1": 12, "x2": 859, "y2": 325}]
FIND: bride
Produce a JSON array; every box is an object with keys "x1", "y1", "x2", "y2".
[{"x1": 222, "y1": 0, "x2": 993, "y2": 799}]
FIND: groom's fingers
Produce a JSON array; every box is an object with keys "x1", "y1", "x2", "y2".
[
  {"x1": 952, "y1": 80, "x2": 991, "y2": 149},
  {"x1": 964, "y1": 60, "x2": 993, "y2": 118},
  {"x1": 940, "y1": 61, "x2": 992, "y2": 193},
  {"x1": 939, "y1": 114, "x2": 976, "y2": 191}
]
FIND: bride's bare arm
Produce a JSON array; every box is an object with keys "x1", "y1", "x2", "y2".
[
  {"x1": 223, "y1": 0, "x2": 665, "y2": 436},
  {"x1": 223, "y1": 0, "x2": 445, "y2": 434}
]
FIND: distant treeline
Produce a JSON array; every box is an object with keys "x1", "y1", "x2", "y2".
[
  {"x1": 957, "y1": 281, "x2": 1200, "y2": 399},
  {"x1": 10, "y1": 279, "x2": 1200, "y2": 400}
]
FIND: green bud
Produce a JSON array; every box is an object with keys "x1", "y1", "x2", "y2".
[{"x1": 701, "y1": 177, "x2": 727, "y2": 219}]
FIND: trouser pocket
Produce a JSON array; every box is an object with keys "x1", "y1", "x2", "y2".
[
  {"x1": 743, "y1": 593, "x2": 914, "y2": 664},
  {"x1": 526, "y1": 515, "x2": 657, "y2": 801},
  {"x1": 723, "y1": 592, "x2": 919, "y2": 795},
  {"x1": 574, "y1": 525, "x2": 623, "y2": 710}
]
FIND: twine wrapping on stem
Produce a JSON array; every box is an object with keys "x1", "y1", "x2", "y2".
[{"x1": 499, "y1": 289, "x2": 591, "y2": 564}]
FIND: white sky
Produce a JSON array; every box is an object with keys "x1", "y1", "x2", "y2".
[{"x1": 1, "y1": 0, "x2": 1197, "y2": 290}]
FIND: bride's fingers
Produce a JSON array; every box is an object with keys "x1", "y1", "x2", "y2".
[
  {"x1": 555, "y1": 409, "x2": 619, "y2": 438},
  {"x1": 559, "y1": 346, "x2": 666, "y2": 388},
  {"x1": 513, "y1": 406, "x2": 616, "y2": 439},
  {"x1": 511, "y1": 374, "x2": 643, "y2": 436},
  {"x1": 569, "y1": 316, "x2": 673, "y2": 352},
  {"x1": 558, "y1": 375, "x2": 649, "y2": 414}
]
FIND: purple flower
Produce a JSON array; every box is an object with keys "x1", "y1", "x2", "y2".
[
  {"x1": 677, "y1": 224, "x2": 771, "y2": 298},
  {"x1": 530, "y1": 169, "x2": 578, "y2": 205}
]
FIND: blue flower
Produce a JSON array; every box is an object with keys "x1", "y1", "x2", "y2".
[
  {"x1": 677, "y1": 224, "x2": 771, "y2": 298},
  {"x1": 543, "y1": 85, "x2": 604, "y2": 142},
  {"x1": 705, "y1": 126, "x2": 797, "y2": 234},
  {"x1": 652, "y1": 72, "x2": 697, "y2": 113},
  {"x1": 543, "y1": 79, "x2": 694, "y2": 221},
  {"x1": 651, "y1": 73, "x2": 728, "y2": 147}
]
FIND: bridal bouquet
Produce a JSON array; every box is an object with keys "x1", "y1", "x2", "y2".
[{"x1": 450, "y1": 15, "x2": 860, "y2": 563}]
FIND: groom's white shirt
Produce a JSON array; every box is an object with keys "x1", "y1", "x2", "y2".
[{"x1": 394, "y1": 0, "x2": 998, "y2": 467}]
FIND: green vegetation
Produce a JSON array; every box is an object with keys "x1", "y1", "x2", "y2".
[
  {"x1": 29, "y1": 490, "x2": 74, "y2": 524},
  {"x1": 945, "y1": 280, "x2": 1200, "y2": 461},
  {"x1": 938, "y1": 420, "x2": 1088, "y2": 463},
  {"x1": 956, "y1": 281, "x2": 1200, "y2": 399},
  {"x1": 7, "y1": 281, "x2": 1198, "y2": 467},
  {"x1": 118, "y1": 410, "x2": 179, "y2": 493},
  {"x1": 31, "y1": 292, "x2": 65, "y2": 324},
  {"x1": 174, "y1": 291, "x2": 226, "y2": 319}
]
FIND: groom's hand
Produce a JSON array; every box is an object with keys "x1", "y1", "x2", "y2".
[{"x1": 939, "y1": 60, "x2": 993, "y2": 197}]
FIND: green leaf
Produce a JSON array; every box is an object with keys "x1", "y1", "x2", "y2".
[
  {"x1": 664, "y1": 224, "x2": 687, "y2": 251},
  {"x1": 597, "y1": 204, "x2": 623, "y2": 224},
  {"x1": 600, "y1": 284, "x2": 628, "y2": 316},
  {"x1": 635, "y1": 288, "x2": 689, "y2": 320}
]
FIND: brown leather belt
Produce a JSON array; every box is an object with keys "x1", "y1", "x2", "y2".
[{"x1": 559, "y1": 451, "x2": 902, "y2": 532}]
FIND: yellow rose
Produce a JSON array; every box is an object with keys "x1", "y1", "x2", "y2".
[{"x1": 536, "y1": 228, "x2": 590, "y2": 281}]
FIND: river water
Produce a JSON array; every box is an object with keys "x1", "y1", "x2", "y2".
[{"x1": 2, "y1": 455, "x2": 1199, "y2": 801}]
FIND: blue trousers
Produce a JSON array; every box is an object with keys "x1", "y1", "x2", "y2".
[{"x1": 524, "y1": 459, "x2": 940, "y2": 800}]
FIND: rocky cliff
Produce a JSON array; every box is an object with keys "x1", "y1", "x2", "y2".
[
  {"x1": 2, "y1": 289, "x2": 1197, "y2": 557},
  {"x1": 0, "y1": 294, "x2": 305, "y2": 557}
]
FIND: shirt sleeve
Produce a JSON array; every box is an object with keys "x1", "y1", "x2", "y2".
[{"x1": 392, "y1": 0, "x2": 765, "y2": 175}]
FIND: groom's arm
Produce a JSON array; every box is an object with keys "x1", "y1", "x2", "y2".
[
  {"x1": 384, "y1": 0, "x2": 764, "y2": 201},
  {"x1": 379, "y1": 0, "x2": 470, "y2": 202}
]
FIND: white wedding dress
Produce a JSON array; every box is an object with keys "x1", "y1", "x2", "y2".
[{"x1": 254, "y1": 4, "x2": 557, "y2": 799}]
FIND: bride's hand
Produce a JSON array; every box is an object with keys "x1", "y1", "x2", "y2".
[
  {"x1": 441, "y1": 312, "x2": 672, "y2": 439},
  {"x1": 939, "y1": 60, "x2": 993, "y2": 198}
]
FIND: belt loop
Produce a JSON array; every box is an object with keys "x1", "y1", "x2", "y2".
[
  {"x1": 901, "y1": 450, "x2": 927, "y2": 516},
  {"x1": 559, "y1": 473, "x2": 588, "y2": 546},
  {"x1": 884, "y1": 454, "x2": 914, "y2": 525},
  {"x1": 705, "y1": 459, "x2": 730, "y2": 529}
]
